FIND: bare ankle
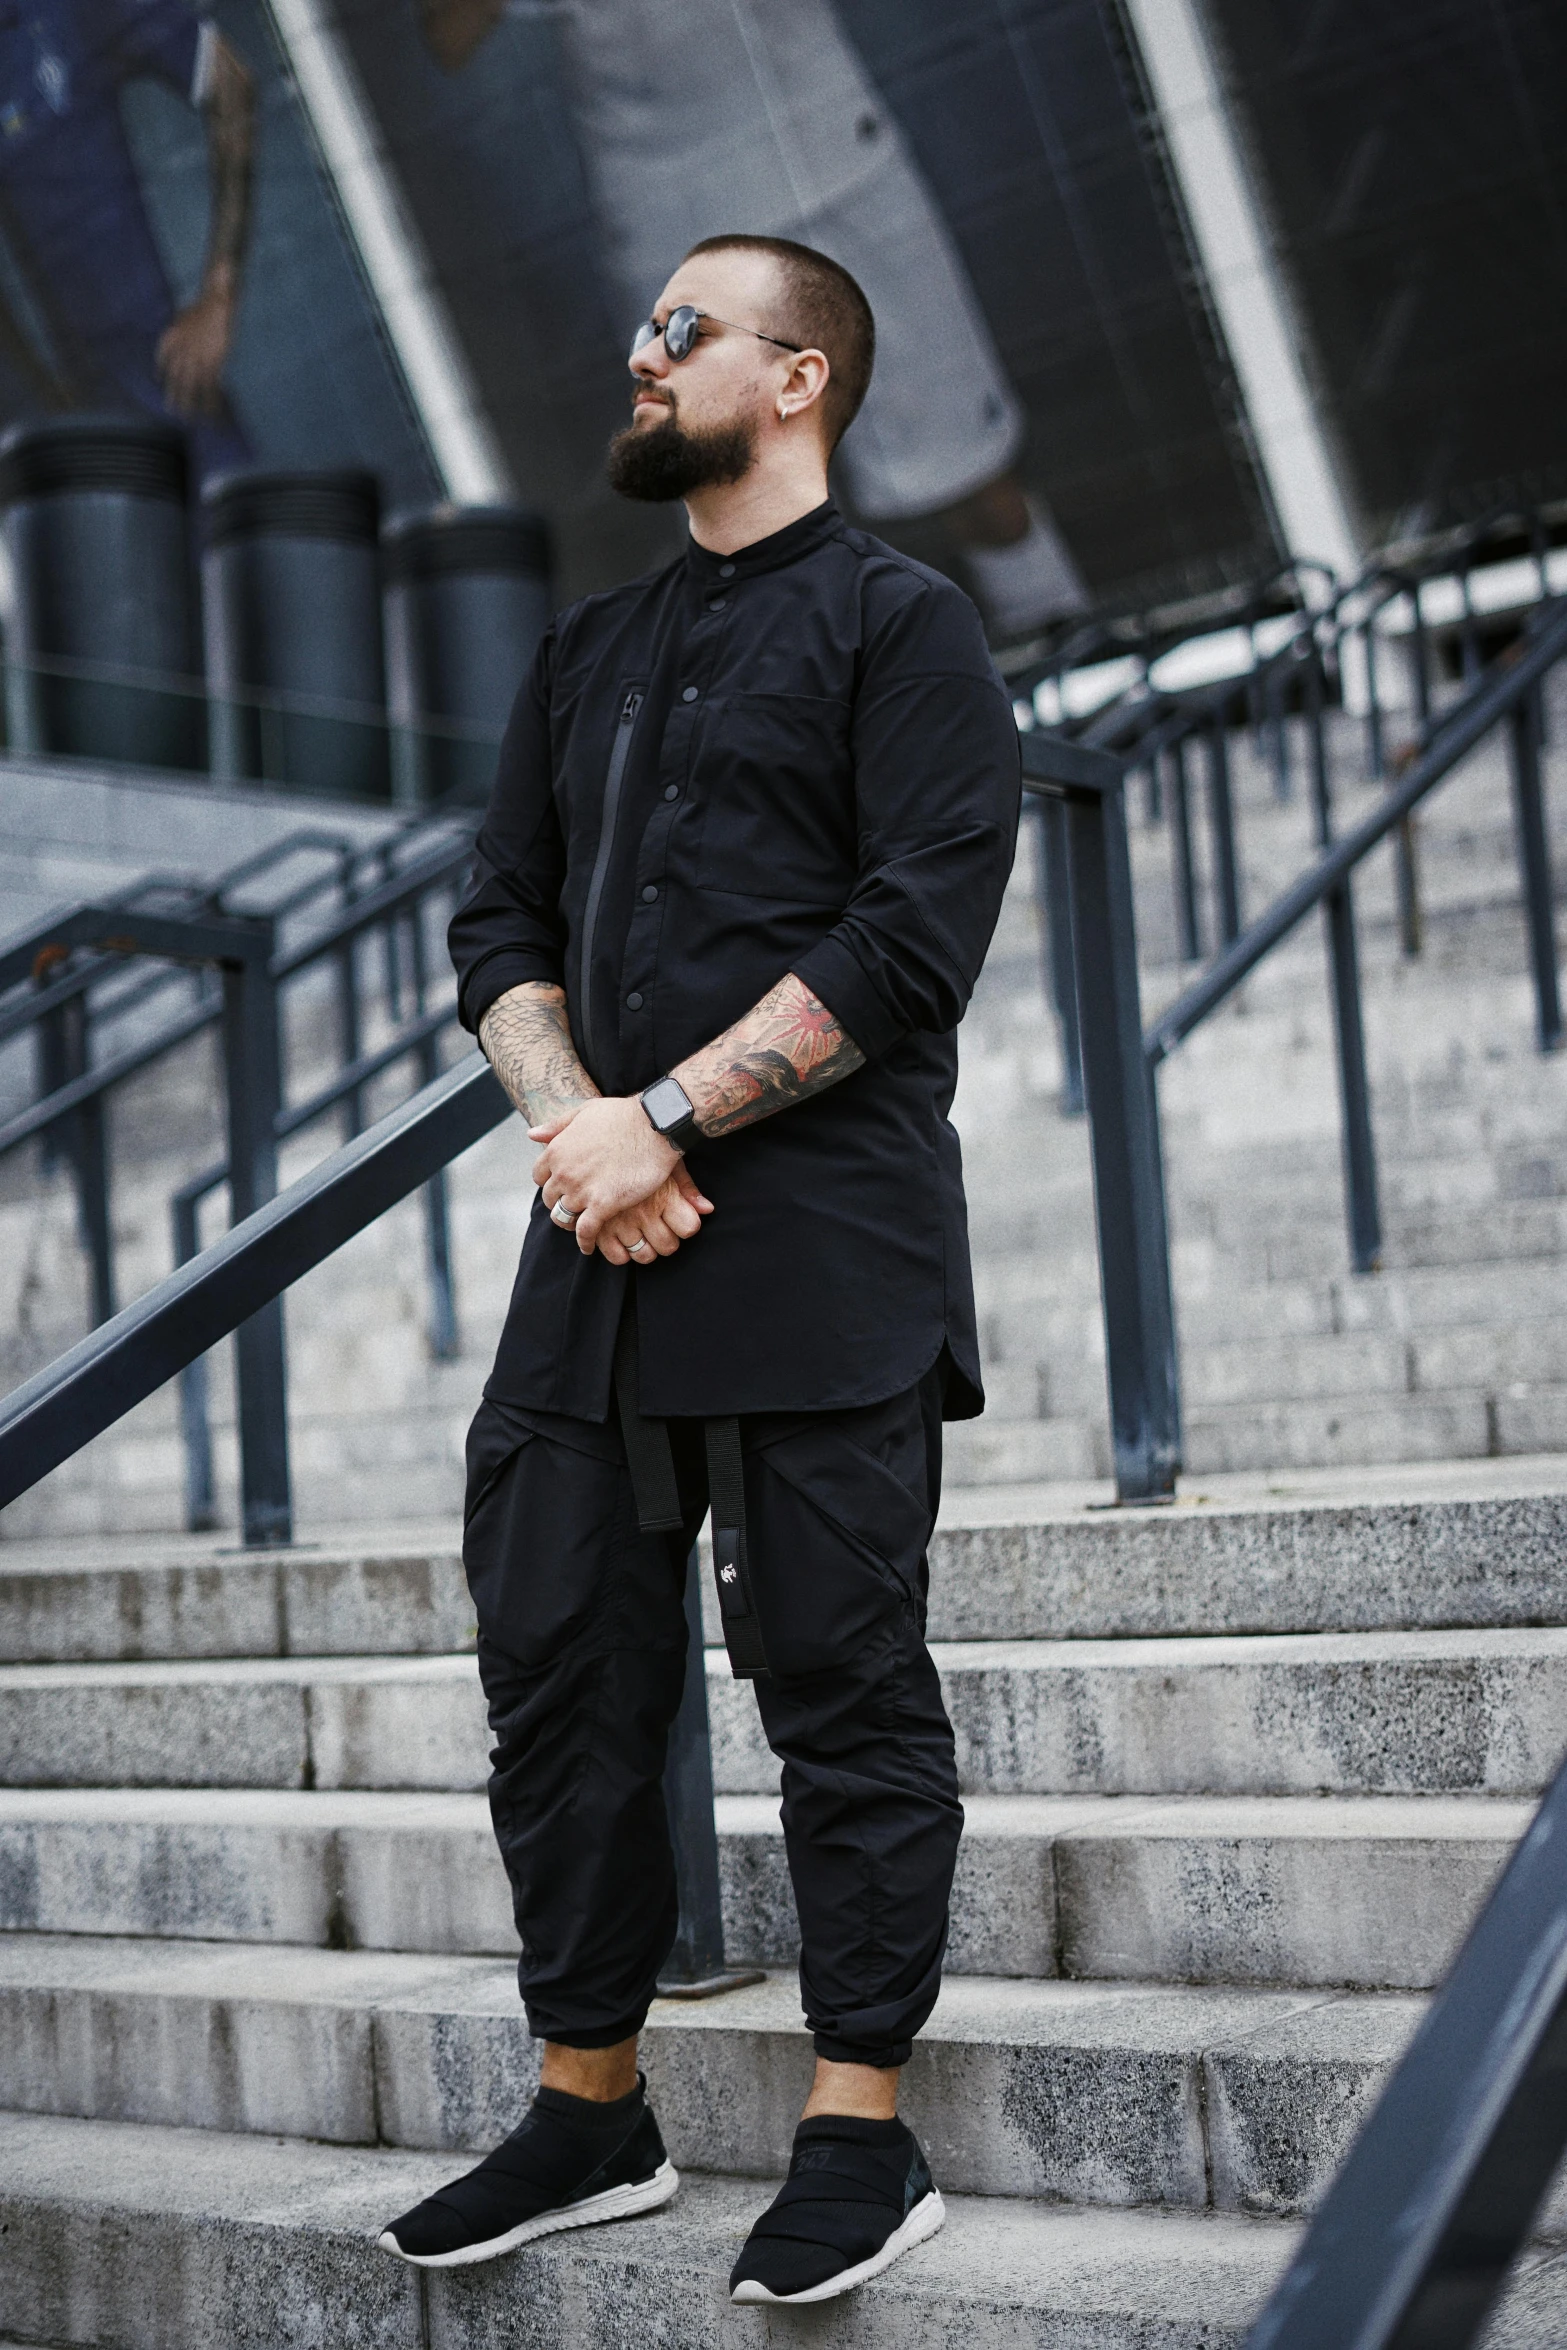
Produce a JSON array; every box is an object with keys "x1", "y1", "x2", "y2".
[
  {"x1": 800, "y1": 2056, "x2": 900, "y2": 2122},
  {"x1": 539, "y1": 2036, "x2": 640, "y2": 2102}
]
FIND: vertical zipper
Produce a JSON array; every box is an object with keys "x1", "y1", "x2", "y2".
[{"x1": 576, "y1": 685, "x2": 644, "y2": 1079}]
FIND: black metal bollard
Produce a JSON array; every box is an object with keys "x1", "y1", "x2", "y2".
[
  {"x1": 382, "y1": 504, "x2": 552, "y2": 807},
  {"x1": 0, "y1": 416, "x2": 200, "y2": 769},
  {"x1": 203, "y1": 470, "x2": 388, "y2": 800}
]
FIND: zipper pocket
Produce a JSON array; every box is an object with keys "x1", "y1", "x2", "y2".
[{"x1": 576, "y1": 684, "x2": 644, "y2": 1080}]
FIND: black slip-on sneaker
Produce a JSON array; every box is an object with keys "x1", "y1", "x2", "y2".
[
  {"x1": 378, "y1": 2076, "x2": 677, "y2": 2269},
  {"x1": 729, "y1": 2114, "x2": 945, "y2": 2305}
]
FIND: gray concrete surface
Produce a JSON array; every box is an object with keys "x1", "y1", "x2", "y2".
[
  {"x1": 8, "y1": 1626, "x2": 1567, "y2": 1798},
  {"x1": 0, "y1": 1785, "x2": 1533, "y2": 1987}
]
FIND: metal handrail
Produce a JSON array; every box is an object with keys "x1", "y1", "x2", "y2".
[
  {"x1": 0, "y1": 1054, "x2": 506, "y2": 1506},
  {"x1": 1149, "y1": 597, "x2": 1567, "y2": 1062}
]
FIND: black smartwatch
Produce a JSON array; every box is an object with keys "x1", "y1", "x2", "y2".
[{"x1": 640, "y1": 1073, "x2": 703, "y2": 1155}]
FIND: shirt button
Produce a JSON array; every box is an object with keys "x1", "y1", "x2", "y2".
[
  {"x1": 625, "y1": 991, "x2": 644, "y2": 1010},
  {"x1": 719, "y1": 562, "x2": 736, "y2": 578},
  {"x1": 707, "y1": 596, "x2": 726, "y2": 611},
  {"x1": 641, "y1": 884, "x2": 658, "y2": 903},
  {"x1": 681, "y1": 685, "x2": 699, "y2": 702},
  {"x1": 663, "y1": 784, "x2": 679, "y2": 801}
]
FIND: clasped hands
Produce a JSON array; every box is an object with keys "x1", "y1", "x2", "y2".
[{"x1": 530, "y1": 1097, "x2": 713, "y2": 1266}]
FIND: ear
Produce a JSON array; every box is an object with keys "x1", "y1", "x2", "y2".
[{"x1": 777, "y1": 346, "x2": 831, "y2": 426}]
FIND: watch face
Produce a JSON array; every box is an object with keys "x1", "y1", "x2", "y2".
[{"x1": 644, "y1": 1076, "x2": 691, "y2": 1131}]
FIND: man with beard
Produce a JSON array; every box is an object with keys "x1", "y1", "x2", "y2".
[{"x1": 379, "y1": 234, "x2": 1019, "y2": 2305}]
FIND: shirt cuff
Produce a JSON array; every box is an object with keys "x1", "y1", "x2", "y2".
[
  {"x1": 459, "y1": 949, "x2": 562, "y2": 1035},
  {"x1": 790, "y1": 936, "x2": 906, "y2": 1062}
]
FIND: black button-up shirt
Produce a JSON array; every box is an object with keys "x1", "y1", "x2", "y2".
[{"x1": 449, "y1": 498, "x2": 1020, "y2": 1422}]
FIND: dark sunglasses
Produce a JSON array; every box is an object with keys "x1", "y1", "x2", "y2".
[{"x1": 630, "y1": 304, "x2": 802, "y2": 366}]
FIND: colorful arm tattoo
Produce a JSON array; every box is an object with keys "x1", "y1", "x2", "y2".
[{"x1": 672, "y1": 971, "x2": 864, "y2": 1139}]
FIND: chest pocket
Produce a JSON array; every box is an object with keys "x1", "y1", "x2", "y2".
[{"x1": 694, "y1": 691, "x2": 856, "y2": 905}]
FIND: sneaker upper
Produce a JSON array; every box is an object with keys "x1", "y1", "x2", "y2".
[
  {"x1": 383, "y1": 2082, "x2": 668, "y2": 2259},
  {"x1": 728, "y1": 2114, "x2": 933, "y2": 2300}
]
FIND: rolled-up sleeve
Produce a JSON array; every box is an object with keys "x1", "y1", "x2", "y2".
[
  {"x1": 791, "y1": 575, "x2": 1021, "y2": 1059},
  {"x1": 448, "y1": 627, "x2": 569, "y2": 1033}
]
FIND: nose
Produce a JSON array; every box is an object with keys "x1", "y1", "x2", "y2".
[{"x1": 629, "y1": 328, "x2": 671, "y2": 384}]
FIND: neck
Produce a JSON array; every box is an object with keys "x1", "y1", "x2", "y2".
[{"x1": 684, "y1": 452, "x2": 830, "y2": 556}]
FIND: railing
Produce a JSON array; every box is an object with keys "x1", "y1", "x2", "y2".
[
  {"x1": 0, "y1": 810, "x2": 477, "y2": 1542},
  {"x1": 0, "y1": 1052, "x2": 745, "y2": 1996},
  {"x1": 1022, "y1": 577, "x2": 1566, "y2": 1504}
]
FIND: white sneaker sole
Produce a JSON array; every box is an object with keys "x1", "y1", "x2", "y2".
[
  {"x1": 377, "y1": 2158, "x2": 679, "y2": 2269},
  {"x1": 730, "y1": 2186, "x2": 946, "y2": 2304}
]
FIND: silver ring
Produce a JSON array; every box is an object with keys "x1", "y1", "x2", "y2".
[
  {"x1": 627, "y1": 1237, "x2": 649, "y2": 1255},
  {"x1": 550, "y1": 1199, "x2": 577, "y2": 1228}
]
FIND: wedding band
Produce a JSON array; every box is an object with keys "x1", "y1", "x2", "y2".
[
  {"x1": 550, "y1": 1200, "x2": 577, "y2": 1228},
  {"x1": 627, "y1": 1237, "x2": 649, "y2": 1254}
]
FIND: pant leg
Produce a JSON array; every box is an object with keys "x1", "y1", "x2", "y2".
[
  {"x1": 741, "y1": 1364, "x2": 961, "y2": 2068},
  {"x1": 461, "y1": 1397, "x2": 703, "y2": 2046}
]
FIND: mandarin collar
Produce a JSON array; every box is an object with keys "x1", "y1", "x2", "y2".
[{"x1": 685, "y1": 498, "x2": 839, "y2": 583}]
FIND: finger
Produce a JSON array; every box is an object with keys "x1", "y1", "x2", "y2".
[
  {"x1": 597, "y1": 1231, "x2": 631, "y2": 1266},
  {"x1": 662, "y1": 1192, "x2": 702, "y2": 1240},
  {"x1": 574, "y1": 1204, "x2": 606, "y2": 1254},
  {"x1": 532, "y1": 1149, "x2": 558, "y2": 1187},
  {"x1": 672, "y1": 1164, "x2": 715, "y2": 1213},
  {"x1": 608, "y1": 1221, "x2": 661, "y2": 1264},
  {"x1": 527, "y1": 1116, "x2": 574, "y2": 1143}
]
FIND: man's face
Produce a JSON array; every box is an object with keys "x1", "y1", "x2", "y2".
[{"x1": 607, "y1": 251, "x2": 789, "y2": 502}]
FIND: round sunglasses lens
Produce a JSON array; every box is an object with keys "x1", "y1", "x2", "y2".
[
  {"x1": 665, "y1": 306, "x2": 699, "y2": 360},
  {"x1": 630, "y1": 319, "x2": 658, "y2": 358}
]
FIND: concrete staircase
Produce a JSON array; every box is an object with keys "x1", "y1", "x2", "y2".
[{"x1": 4, "y1": 1467, "x2": 1567, "y2": 2343}]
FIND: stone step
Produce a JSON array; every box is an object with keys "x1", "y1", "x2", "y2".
[
  {"x1": 0, "y1": 1934, "x2": 1428, "y2": 2216},
  {"x1": 0, "y1": 1784, "x2": 1531, "y2": 1989},
  {"x1": 949, "y1": 1385, "x2": 1554, "y2": 1482},
  {"x1": 0, "y1": 2109, "x2": 1312, "y2": 2350},
  {"x1": 5, "y1": 1468, "x2": 1567, "y2": 1660},
  {"x1": 7, "y1": 1627, "x2": 1566, "y2": 1800},
  {"x1": 4, "y1": 2107, "x2": 1564, "y2": 2350}
]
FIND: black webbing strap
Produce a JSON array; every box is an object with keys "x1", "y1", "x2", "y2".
[
  {"x1": 612, "y1": 1289, "x2": 682, "y2": 1533},
  {"x1": 704, "y1": 1416, "x2": 770, "y2": 1682}
]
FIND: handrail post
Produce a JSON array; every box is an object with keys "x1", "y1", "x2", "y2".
[
  {"x1": 657, "y1": 1553, "x2": 764, "y2": 1997},
  {"x1": 1033, "y1": 797, "x2": 1085, "y2": 1115},
  {"x1": 1168, "y1": 738, "x2": 1202, "y2": 964},
  {"x1": 172, "y1": 1187, "x2": 218, "y2": 1533},
  {"x1": 220, "y1": 924, "x2": 292, "y2": 1546},
  {"x1": 1508, "y1": 684, "x2": 1562, "y2": 1054},
  {"x1": 1205, "y1": 713, "x2": 1242, "y2": 946},
  {"x1": 1306, "y1": 655, "x2": 1382, "y2": 1273},
  {"x1": 1024, "y1": 732, "x2": 1181, "y2": 1502}
]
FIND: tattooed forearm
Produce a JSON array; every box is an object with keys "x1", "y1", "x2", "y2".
[
  {"x1": 202, "y1": 37, "x2": 255, "y2": 278},
  {"x1": 672, "y1": 972, "x2": 864, "y2": 1139},
  {"x1": 478, "y1": 981, "x2": 599, "y2": 1127}
]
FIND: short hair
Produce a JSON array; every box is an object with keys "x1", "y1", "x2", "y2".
[{"x1": 682, "y1": 233, "x2": 875, "y2": 453}]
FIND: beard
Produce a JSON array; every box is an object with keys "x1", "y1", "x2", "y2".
[{"x1": 607, "y1": 402, "x2": 758, "y2": 501}]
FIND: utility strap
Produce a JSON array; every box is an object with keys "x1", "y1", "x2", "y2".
[
  {"x1": 704, "y1": 1415, "x2": 770, "y2": 1681},
  {"x1": 612, "y1": 1288, "x2": 682, "y2": 1532}
]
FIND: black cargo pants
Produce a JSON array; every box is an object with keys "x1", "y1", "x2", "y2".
[{"x1": 461, "y1": 1360, "x2": 963, "y2": 2068}]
